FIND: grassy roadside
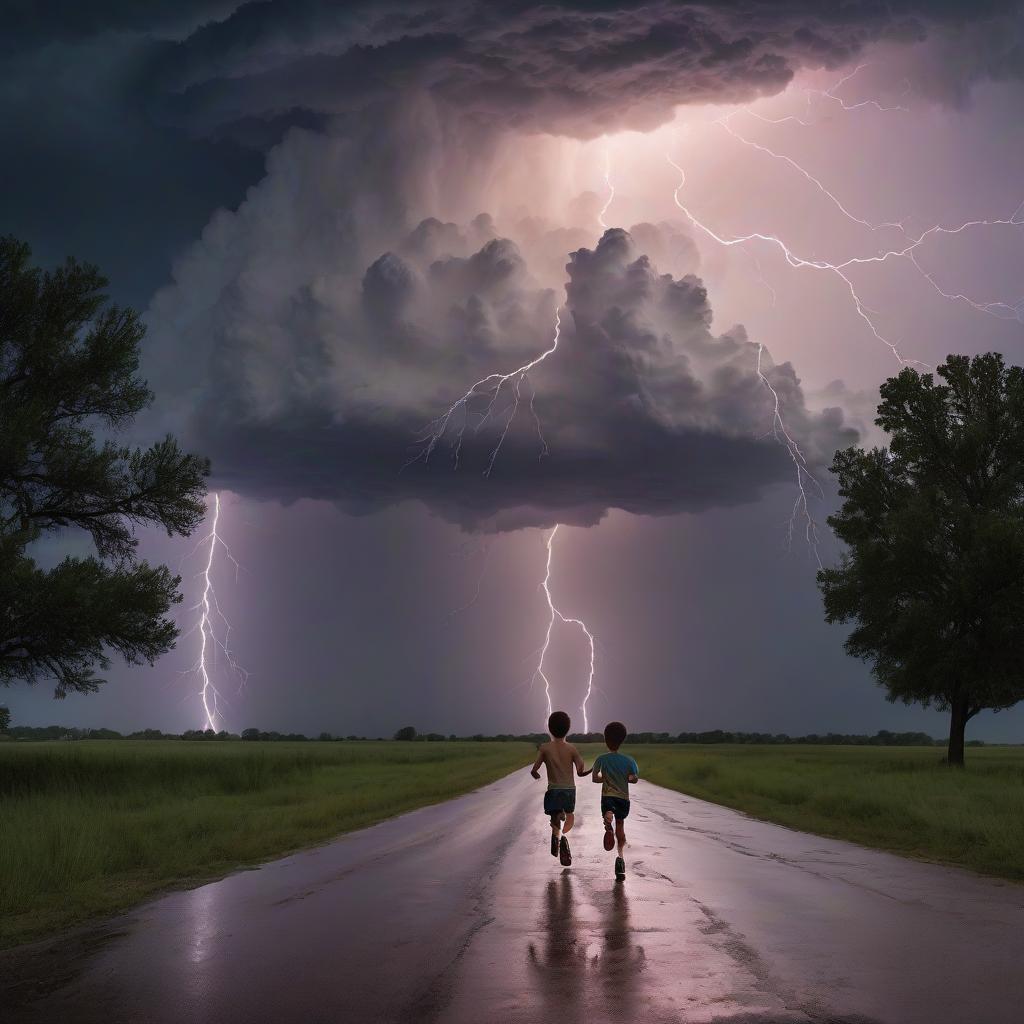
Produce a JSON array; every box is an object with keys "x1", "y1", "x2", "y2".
[
  {"x1": 0, "y1": 740, "x2": 531, "y2": 948},
  {"x1": 616, "y1": 744, "x2": 1024, "y2": 881}
]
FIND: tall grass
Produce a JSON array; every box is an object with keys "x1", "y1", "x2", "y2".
[
  {"x1": 0, "y1": 741, "x2": 531, "y2": 948},
  {"x1": 625, "y1": 744, "x2": 1024, "y2": 880}
]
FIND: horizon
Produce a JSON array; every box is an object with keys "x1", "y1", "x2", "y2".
[{"x1": 0, "y1": 720, "x2": 995, "y2": 746}]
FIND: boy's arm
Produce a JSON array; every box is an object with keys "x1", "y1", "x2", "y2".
[
  {"x1": 627, "y1": 756, "x2": 639, "y2": 784},
  {"x1": 572, "y1": 745, "x2": 592, "y2": 777},
  {"x1": 530, "y1": 746, "x2": 545, "y2": 779},
  {"x1": 591, "y1": 754, "x2": 604, "y2": 783}
]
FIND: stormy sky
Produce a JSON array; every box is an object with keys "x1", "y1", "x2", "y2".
[{"x1": 6, "y1": 1, "x2": 1024, "y2": 739}]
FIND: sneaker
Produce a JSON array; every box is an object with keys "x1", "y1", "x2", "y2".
[
  {"x1": 603, "y1": 820, "x2": 615, "y2": 852},
  {"x1": 614, "y1": 856, "x2": 626, "y2": 880},
  {"x1": 551, "y1": 832, "x2": 560, "y2": 857},
  {"x1": 559, "y1": 836, "x2": 572, "y2": 866}
]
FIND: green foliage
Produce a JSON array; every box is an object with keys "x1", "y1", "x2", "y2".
[
  {"x1": 818, "y1": 353, "x2": 1024, "y2": 764},
  {"x1": 0, "y1": 237, "x2": 209, "y2": 697},
  {"x1": 627, "y1": 744, "x2": 1024, "y2": 880},
  {"x1": 0, "y1": 740, "x2": 530, "y2": 947},
  {"x1": 0, "y1": 706, "x2": 9, "y2": 732}
]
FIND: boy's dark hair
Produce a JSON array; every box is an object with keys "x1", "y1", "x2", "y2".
[
  {"x1": 604, "y1": 721, "x2": 627, "y2": 750},
  {"x1": 548, "y1": 711, "x2": 571, "y2": 738}
]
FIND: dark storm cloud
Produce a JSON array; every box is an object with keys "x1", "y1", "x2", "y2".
[
  {"x1": 0, "y1": 2, "x2": 230, "y2": 50},
  {"x1": 0, "y1": 25, "x2": 260, "y2": 306},
  {"x1": 144, "y1": 0, "x2": 1022, "y2": 139},
  {"x1": 6, "y1": 0, "x2": 1022, "y2": 302},
  {"x1": 6, "y1": 0, "x2": 1017, "y2": 524},
  {"x1": 895, "y1": 11, "x2": 1024, "y2": 105},
  {"x1": 154, "y1": 223, "x2": 854, "y2": 531}
]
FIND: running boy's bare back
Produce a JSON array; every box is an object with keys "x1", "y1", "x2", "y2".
[
  {"x1": 530, "y1": 711, "x2": 590, "y2": 866},
  {"x1": 535, "y1": 736, "x2": 581, "y2": 788}
]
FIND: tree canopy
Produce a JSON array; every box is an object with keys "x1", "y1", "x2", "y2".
[
  {"x1": 0, "y1": 237, "x2": 208, "y2": 697},
  {"x1": 818, "y1": 353, "x2": 1024, "y2": 765}
]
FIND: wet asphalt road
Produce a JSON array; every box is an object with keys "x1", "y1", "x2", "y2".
[{"x1": 5, "y1": 770, "x2": 1024, "y2": 1024}]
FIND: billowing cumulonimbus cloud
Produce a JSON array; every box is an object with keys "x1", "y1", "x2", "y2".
[
  {"x1": 104, "y1": 0, "x2": 1019, "y2": 532},
  {"x1": 141, "y1": 0, "x2": 1019, "y2": 141},
  {"x1": 147, "y1": 205, "x2": 855, "y2": 531}
]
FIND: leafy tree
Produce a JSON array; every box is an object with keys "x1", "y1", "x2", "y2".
[
  {"x1": 0, "y1": 237, "x2": 208, "y2": 698},
  {"x1": 393, "y1": 725, "x2": 417, "y2": 741},
  {"x1": 818, "y1": 354, "x2": 1024, "y2": 765},
  {"x1": 0, "y1": 705, "x2": 9, "y2": 732}
]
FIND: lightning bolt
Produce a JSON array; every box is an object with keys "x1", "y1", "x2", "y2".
[
  {"x1": 663, "y1": 67, "x2": 1023, "y2": 557},
  {"x1": 817, "y1": 63, "x2": 911, "y2": 116},
  {"x1": 713, "y1": 114, "x2": 1024, "y2": 326},
  {"x1": 757, "y1": 343, "x2": 824, "y2": 567},
  {"x1": 408, "y1": 307, "x2": 561, "y2": 472},
  {"x1": 745, "y1": 64, "x2": 910, "y2": 127},
  {"x1": 445, "y1": 540, "x2": 493, "y2": 624},
  {"x1": 411, "y1": 286, "x2": 600, "y2": 724},
  {"x1": 716, "y1": 112, "x2": 906, "y2": 233},
  {"x1": 666, "y1": 151, "x2": 927, "y2": 369},
  {"x1": 685, "y1": 67, "x2": 1024, "y2": 356},
  {"x1": 181, "y1": 492, "x2": 247, "y2": 731},
  {"x1": 535, "y1": 525, "x2": 596, "y2": 733},
  {"x1": 598, "y1": 142, "x2": 615, "y2": 230}
]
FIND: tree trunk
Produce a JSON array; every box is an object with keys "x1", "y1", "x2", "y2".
[{"x1": 947, "y1": 695, "x2": 969, "y2": 767}]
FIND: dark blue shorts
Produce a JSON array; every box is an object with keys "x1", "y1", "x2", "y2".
[
  {"x1": 601, "y1": 796, "x2": 630, "y2": 820},
  {"x1": 543, "y1": 789, "x2": 576, "y2": 816}
]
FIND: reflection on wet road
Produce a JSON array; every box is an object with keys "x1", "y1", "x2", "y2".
[
  {"x1": 5, "y1": 771, "x2": 1024, "y2": 1023},
  {"x1": 528, "y1": 876, "x2": 588, "y2": 1016},
  {"x1": 525, "y1": 874, "x2": 645, "y2": 1024}
]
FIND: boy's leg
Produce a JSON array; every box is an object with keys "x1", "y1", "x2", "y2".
[
  {"x1": 612, "y1": 800, "x2": 628, "y2": 878},
  {"x1": 603, "y1": 807, "x2": 615, "y2": 850},
  {"x1": 558, "y1": 794, "x2": 574, "y2": 866}
]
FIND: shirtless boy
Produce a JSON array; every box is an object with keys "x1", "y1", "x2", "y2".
[{"x1": 530, "y1": 710, "x2": 591, "y2": 866}]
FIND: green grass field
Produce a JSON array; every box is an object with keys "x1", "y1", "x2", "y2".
[
  {"x1": 0, "y1": 740, "x2": 531, "y2": 949},
  {"x1": 6, "y1": 740, "x2": 1024, "y2": 950},
  {"x1": 610, "y1": 744, "x2": 1024, "y2": 881}
]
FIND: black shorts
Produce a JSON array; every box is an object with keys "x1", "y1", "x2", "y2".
[
  {"x1": 543, "y1": 789, "x2": 576, "y2": 816},
  {"x1": 601, "y1": 796, "x2": 630, "y2": 820}
]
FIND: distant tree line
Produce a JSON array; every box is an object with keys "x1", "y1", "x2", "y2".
[
  {"x1": 0, "y1": 726, "x2": 372, "y2": 742},
  {"x1": 572, "y1": 729, "x2": 986, "y2": 747},
  {"x1": 0, "y1": 723, "x2": 991, "y2": 747}
]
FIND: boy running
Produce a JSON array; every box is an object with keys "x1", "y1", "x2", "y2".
[
  {"x1": 591, "y1": 721, "x2": 639, "y2": 880},
  {"x1": 530, "y1": 711, "x2": 590, "y2": 866}
]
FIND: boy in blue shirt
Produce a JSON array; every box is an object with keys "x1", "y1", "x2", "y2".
[{"x1": 591, "y1": 721, "x2": 639, "y2": 880}]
